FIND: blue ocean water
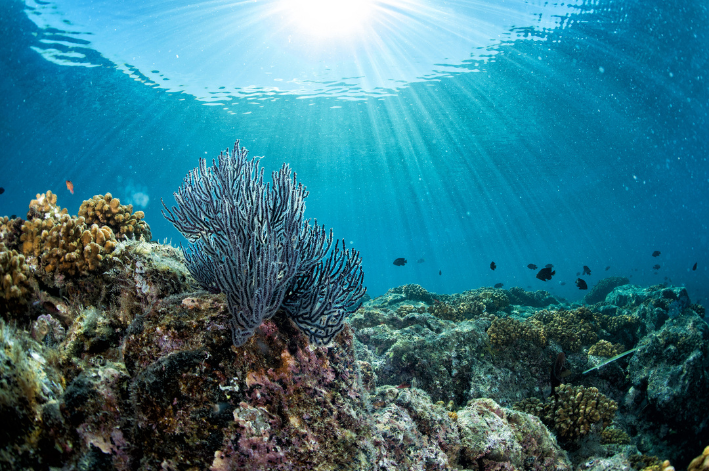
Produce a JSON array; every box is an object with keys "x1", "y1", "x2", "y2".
[{"x1": 0, "y1": 0, "x2": 707, "y2": 302}]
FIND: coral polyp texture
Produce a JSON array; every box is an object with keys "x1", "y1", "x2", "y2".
[
  {"x1": 513, "y1": 384, "x2": 618, "y2": 441},
  {"x1": 0, "y1": 242, "x2": 31, "y2": 310},
  {"x1": 162, "y1": 139, "x2": 366, "y2": 347},
  {"x1": 78, "y1": 192, "x2": 151, "y2": 241}
]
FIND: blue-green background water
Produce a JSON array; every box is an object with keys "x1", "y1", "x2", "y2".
[{"x1": 1, "y1": 0, "x2": 707, "y2": 302}]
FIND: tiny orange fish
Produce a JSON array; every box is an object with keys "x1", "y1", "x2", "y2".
[
  {"x1": 66, "y1": 180, "x2": 74, "y2": 194},
  {"x1": 396, "y1": 383, "x2": 411, "y2": 389}
]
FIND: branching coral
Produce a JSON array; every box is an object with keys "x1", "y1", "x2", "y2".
[
  {"x1": 487, "y1": 316, "x2": 547, "y2": 348},
  {"x1": 514, "y1": 384, "x2": 618, "y2": 442},
  {"x1": 19, "y1": 192, "x2": 118, "y2": 276},
  {"x1": 24, "y1": 215, "x2": 117, "y2": 275},
  {"x1": 79, "y1": 193, "x2": 151, "y2": 241},
  {"x1": 532, "y1": 307, "x2": 598, "y2": 352},
  {"x1": 588, "y1": 340, "x2": 624, "y2": 357},
  {"x1": 0, "y1": 242, "x2": 32, "y2": 314},
  {"x1": 688, "y1": 446, "x2": 709, "y2": 471}
]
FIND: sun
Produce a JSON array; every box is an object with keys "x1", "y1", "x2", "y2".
[{"x1": 283, "y1": 0, "x2": 376, "y2": 38}]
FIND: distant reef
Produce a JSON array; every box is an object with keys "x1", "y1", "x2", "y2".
[{"x1": 1, "y1": 192, "x2": 708, "y2": 470}]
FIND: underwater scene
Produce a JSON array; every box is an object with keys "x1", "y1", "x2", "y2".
[{"x1": 1, "y1": 0, "x2": 708, "y2": 469}]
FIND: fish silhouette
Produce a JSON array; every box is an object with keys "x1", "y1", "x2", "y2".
[
  {"x1": 527, "y1": 264, "x2": 537, "y2": 270},
  {"x1": 652, "y1": 251, "x2": 661, "y2": 257},
  {"x1": 536, "y1": 267, "x2": 555, "y2": 281},
  {"x1": 393, "y1": 258, "x2": 407, "y2": 266},
  {"x1": 490, "y1": 261, "x2": 496, "y2": 271},
  {"x1": 582, "y1": 266, "x2": 591, "y2": 276},
  {"x1": 575, "y1": 278, "x2": 588, "y2": 290},
  {"x1": 494, "y1": 283, "x2": 503, "y2": 288}
]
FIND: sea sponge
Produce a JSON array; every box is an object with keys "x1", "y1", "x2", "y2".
[
  {"x1": 79, "y1": 193, "x2": 151, "y2": 241},
  {"x1": 588, "y1": 340, "x2": 624, "y2": 357}
]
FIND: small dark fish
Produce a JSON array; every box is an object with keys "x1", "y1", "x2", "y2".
[
  {"x1": 559, "y1": 281, "x2": 566, "y2": 286},
  {"x1": 605, "y1": 266, "x2": 610, "y2": 271},
  {"x1": 393, "y1": 258, "x2": 407, "y2": 266},
  {"x1": 653, "y1": 264, "x2": 661, "y2": 270},
  {"x1": 416, "y1": 258, "x2": 425, "y2": 263},
  {"x1": 490, "y1": 261, "x2": 496, "y2": 270},
  {"x1": 652, "y1": 251, "x2": 661, "y2": 257},
  {"x1": 576, "y1": 272, "x2": 580, "y2": 276},
  {"x1": 10, "y1": 214, "x2": 16, "y2": 219},
  {"x1": 692, "y1": 262, "x2": 697, "y2": 271},
  {"x1": 439, "y1": 270, "x2": 442, "y2": 275},
  {"x1": 536, "y1": 267, "x2": 555, "y2": 281},
  {"x1": 494, "y1": 283, "x2": 504, "y2": 288},
  {"x1": 575, "y1": 278, "x2": 588, "y2": 290},
  {"x1": 0, "y1": 187, "x2": 4, "y2": 195},
  {"x1": 582, "y1": 266, "x2": 591, "y2": 276},
  {"x1": 527, "y1": 264, "x2": 537, "y2": 270},
  {"x1": 545, "y1": 264, "x2": 553, "y2": 268}
]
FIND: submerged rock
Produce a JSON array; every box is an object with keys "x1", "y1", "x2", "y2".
[{"x1": 585, "y1": 276, "x2": 630, "y2": 305}]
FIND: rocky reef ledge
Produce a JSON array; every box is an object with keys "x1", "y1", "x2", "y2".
[{"x1": 1, "y1": 200, "x2": 708, "y2": 470}]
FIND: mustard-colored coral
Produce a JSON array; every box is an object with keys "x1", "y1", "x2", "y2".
[
  {"x1": 27, "y1": 190, "x2": 68, "y2": 220},
  {"x1": 553, "y1": 384, "x2": 617, "y2": 440},
  {"x1": 78, "y1": 193, "x2": 151, "y2": 240},
  {"x1": 532, "y1": 307, "x2": 598, "y2": 353},
  {"x1": 0, "y1": 242, "x2": 31, "y2": 302},
  {"x1": 600, "y1": 426, "x2": 630, "y2": 444},
  {"x1": 514, "y1": 384, "x2": 618, "y2": 442},
  {"x1": 689, "y1": 446, "x2": 709, "y2": 471},
  {"x1": 588, "y1": 340, "x2": 624, "y2": 358},
  {"x1": 18, "y1": 192, "x2": 120, "y2": 276},
  {"x1": 487, "y1": 316, "x2": 547, "y2": 349},
  {"x1": 37, "y1": 216, "x2": 117, "y2": 275}
]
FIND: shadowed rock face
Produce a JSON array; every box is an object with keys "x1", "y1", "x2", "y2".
[{"x1": 584, "y1": 276, "x2": 630, "y2": 305}]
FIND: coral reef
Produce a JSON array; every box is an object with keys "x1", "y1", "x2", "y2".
[
  {"x1": 585, "y1": 276, "x2": 630, "y2": 304},
  {"x1": 78, "y1": 192, "x2": 151, "y2": 241},
  {"x1": 1, "y1": 188, "x2": 706, "y2": 470}
]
